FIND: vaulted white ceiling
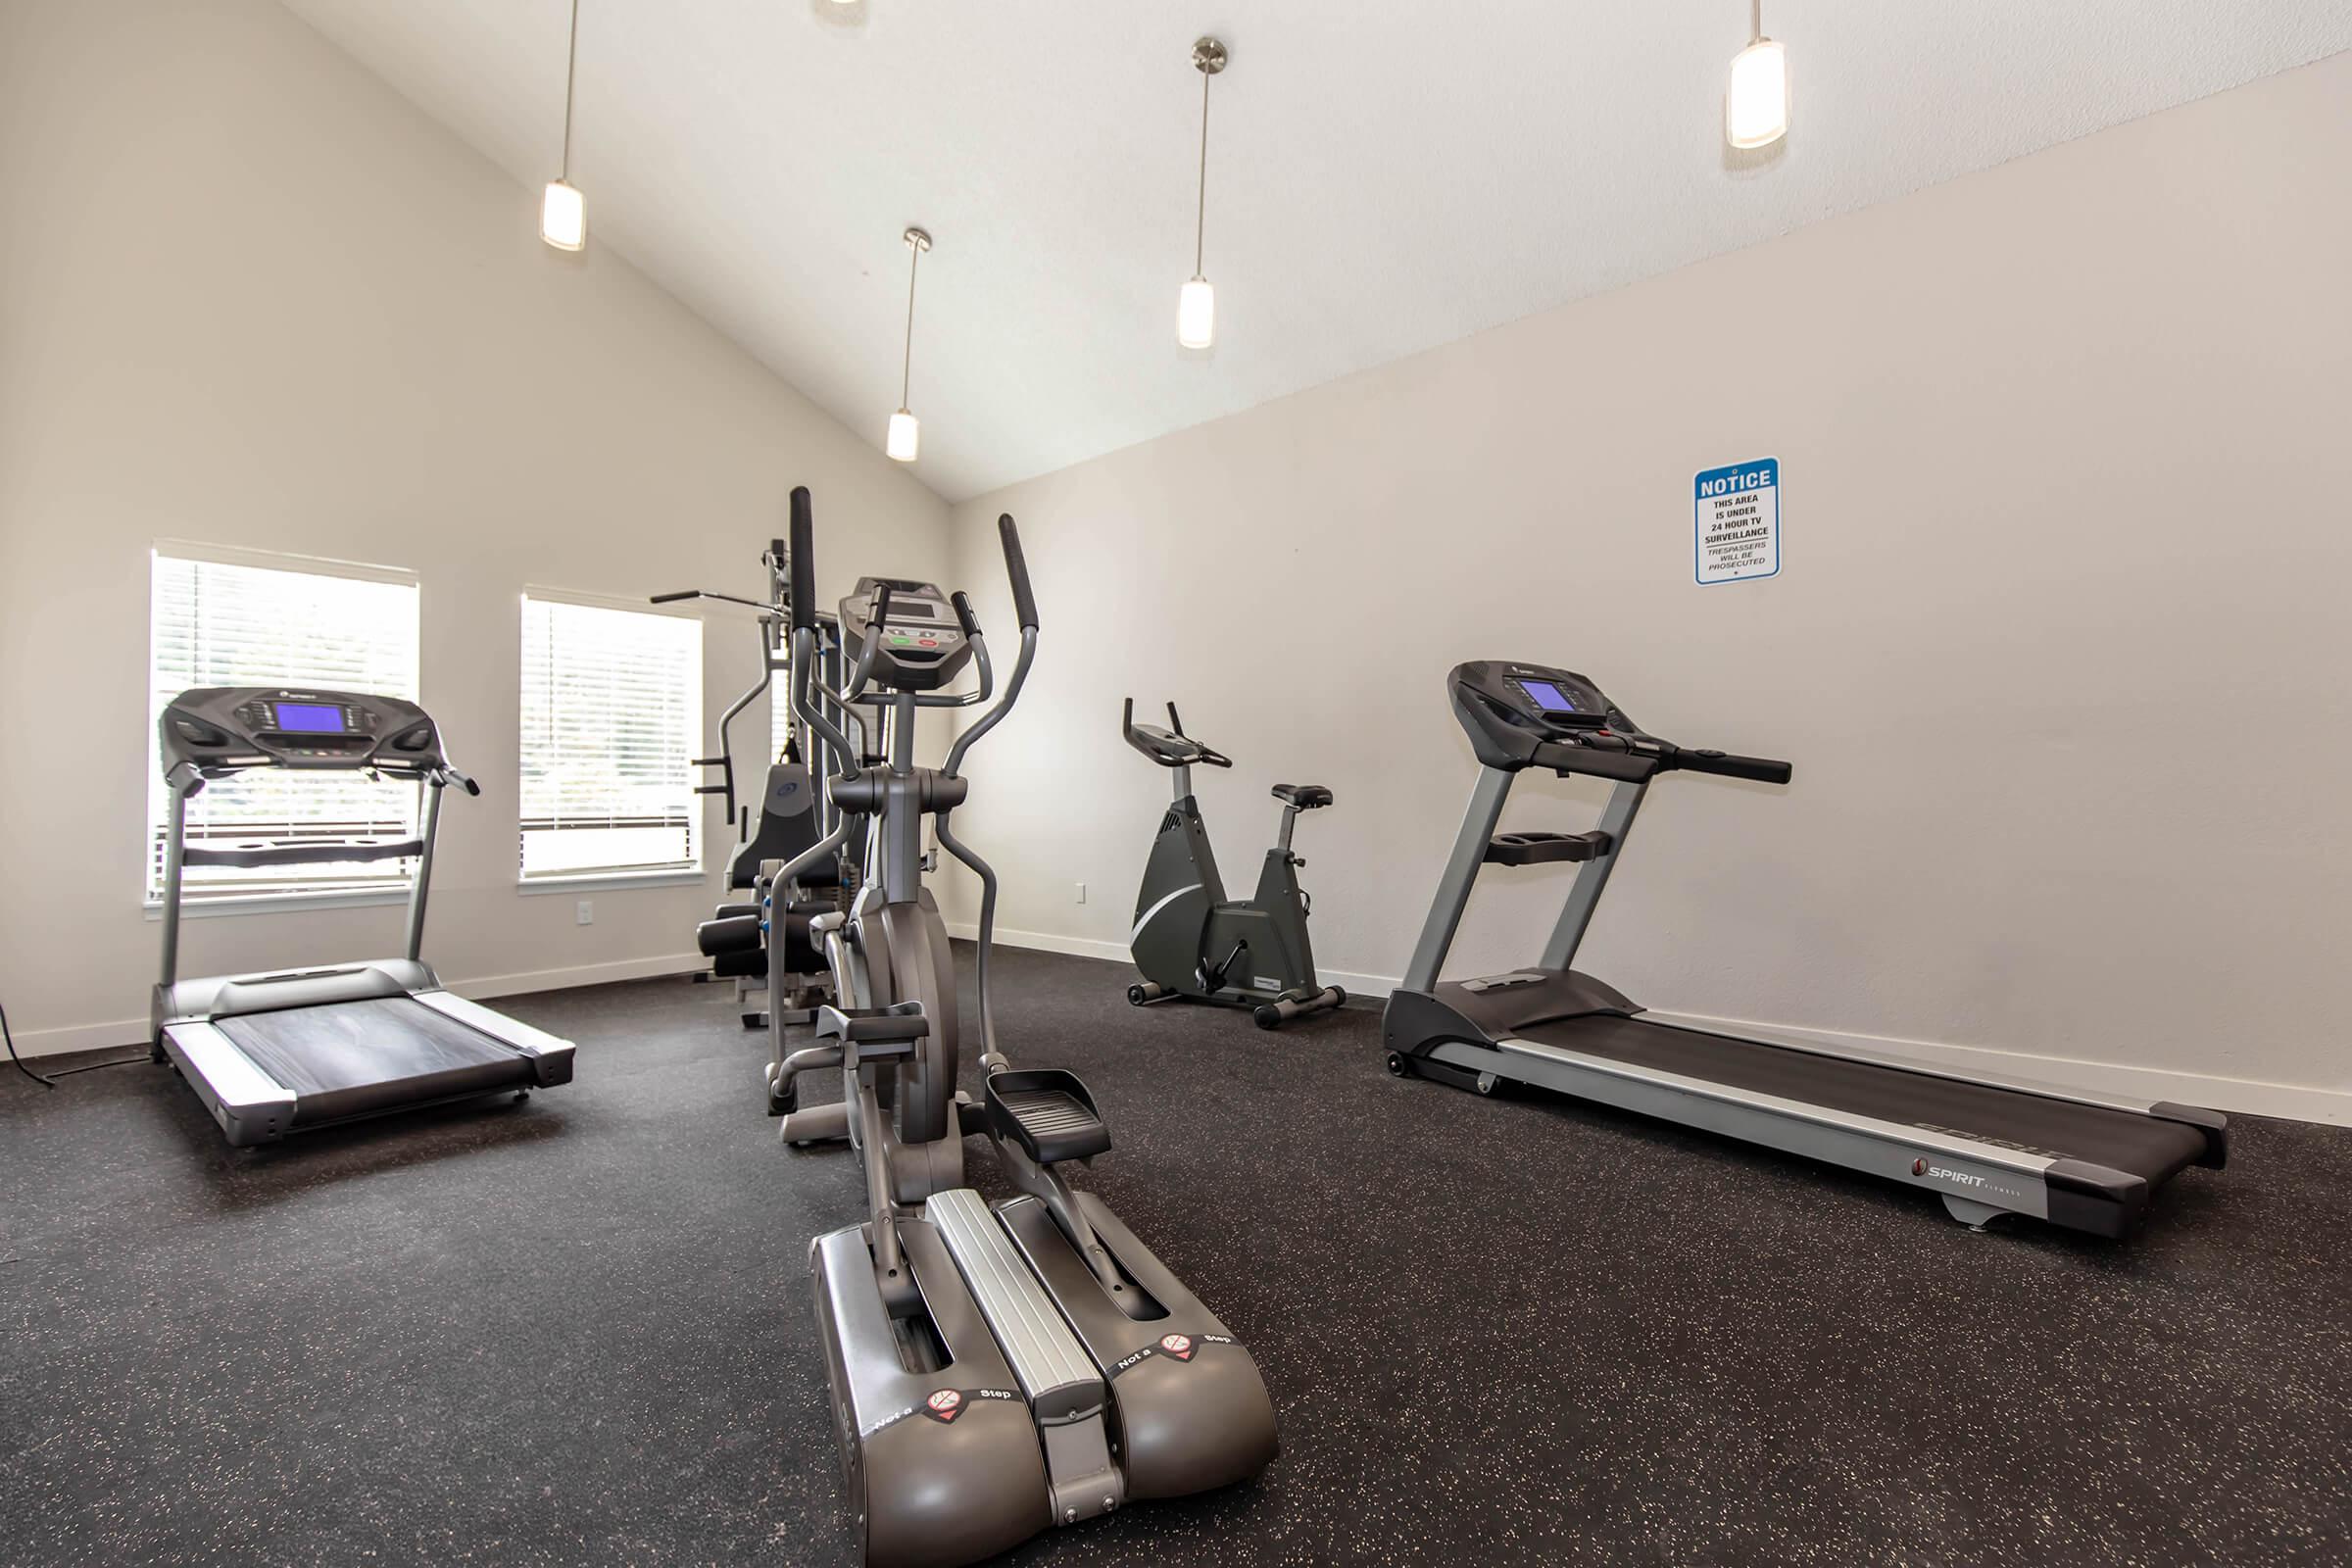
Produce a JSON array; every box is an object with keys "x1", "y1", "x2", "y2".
[{"x1": 286, "y1": 1, "x2": 2352, "y2": 502}]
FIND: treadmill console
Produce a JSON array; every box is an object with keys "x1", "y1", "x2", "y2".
[
  {"x1": 1448, "y1": 662, "x2": 1648, "y2": 772},
  {"x1": 838, "y1": 575, "x2": 975, "y2": 693},
  {"x1": 159, "y1": 687, "x2": 446, "y2": 774}
]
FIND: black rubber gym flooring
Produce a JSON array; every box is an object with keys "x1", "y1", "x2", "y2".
[{"x1": 5, "y1": 945, "x2": 2348, "y2": 1566}]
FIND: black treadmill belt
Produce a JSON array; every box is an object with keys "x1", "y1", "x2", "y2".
[
  {"x1": 218, "y1": 997, "x2": 529, "y2": 1127},
  {"x1": 1524, "y1": 1014, "x2": 2209, "y2": 1184}
]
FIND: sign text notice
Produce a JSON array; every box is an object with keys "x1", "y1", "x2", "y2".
[{"x1": 1694, "y1": 459, "x2": 1780, "y2": 585}]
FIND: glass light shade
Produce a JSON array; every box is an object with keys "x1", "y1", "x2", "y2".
[
  {"x1": 1725, "y1": 39, "x2": 1789, "y2": 150},
  {"x1": 1177, "y1": 276, "x2": 1215, "y2": 350},
  {"x1": 886, "y1": 409, "x2": 919, "y2": 463},
  {"x1": 541, "y1": 179, "x2": 587, "y2": 251}
]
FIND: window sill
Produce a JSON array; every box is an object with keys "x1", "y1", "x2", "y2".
[
  {"x1": 514, "y1": 868, "x2": 706, "y2": 896},
  {"x1": 143, "y1": 888, "x2": 410, "y2": 921}
]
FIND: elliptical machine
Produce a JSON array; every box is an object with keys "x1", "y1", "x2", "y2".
[
  {"x1": 1121, "y1": 701, "x2": 1346, "y2": 1029},
  {"x1": 767, "y1": 491, "x2": 1278, "y2": 1568}
]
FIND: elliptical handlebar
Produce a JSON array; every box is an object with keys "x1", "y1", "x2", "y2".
[
  {"x1": 942, "y1": 514, "x2": 1040, "y2": 778},
  {"x1": 787, "y1": 487, "x2": 817, "y2": 637},
  {"x1": 786, "y1": 489, "x2": 861, "y2": 783},
  {"x1": 999, "y1": 513, "x2": 1038, "y2": 631}
]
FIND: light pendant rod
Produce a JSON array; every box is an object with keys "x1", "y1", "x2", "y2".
[
  {"x1": 560, "y1": 0, "x2": 580, "y2": 181},
  {"x1": 1191, "y1": 36, "x2": 1224, "y2": 279},
  {"x1": 900, "y1": 225, "x2": 929, "y2": 411},
  {"x1": 1178, "y1": 37, "x2": 1227, "y2": 351}
]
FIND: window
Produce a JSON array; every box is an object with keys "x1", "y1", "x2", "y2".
[
  {"x1": 519, "y1": 595, "x2": 702, "y2": 880},
  {"x1": 147, "y1": 547, "x2": 421, "y2": 903}
]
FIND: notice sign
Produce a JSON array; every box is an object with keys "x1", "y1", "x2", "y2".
[{"x1": 1694, "y1": 459, "x2": 1781, "y2": 585}]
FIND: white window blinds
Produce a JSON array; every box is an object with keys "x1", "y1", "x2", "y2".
[
  {"x1": 519, "y1": 596, "x2": 702, "y2": 879},
  {"x1": 147, "y1": 549, "x2": 422, "y2": 901}
]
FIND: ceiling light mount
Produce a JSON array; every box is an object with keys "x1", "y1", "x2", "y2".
[
  {"x1": 1192, "y1": 36, "x2": 1227, "y2": 76},
  {"x1": 904, "y1": 225, "x2": 932, "y2": 255}
]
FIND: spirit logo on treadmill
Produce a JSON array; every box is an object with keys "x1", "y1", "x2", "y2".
[
  {"x1": 923, "y1": 1389, "x2": 964, "y2": 1423},
  {"x1": 1912, "y1": 1158, "x2": 1985, "y2": 1189},
  {"x1": 1158, "y1": 1334, "x2": 1195, "y2": 1362}
]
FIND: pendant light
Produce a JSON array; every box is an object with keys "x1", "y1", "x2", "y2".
[
  {"x1": 541, "y1": 0, "x2": 587, "y2": 249},
  {"x1": 1725, "y1": 0, "x2": 1789, "y2": 151},
  {"x1": 1177, "y1": 37, "x2": 1227, "y2": 351},
  {"x1": 886, "y1": 227, "x2": 931, "y2": 464}
]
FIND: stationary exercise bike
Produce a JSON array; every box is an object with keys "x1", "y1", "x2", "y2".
[
  {"x1": 1121, "y1": 701, "x2": 1346, "y2": 1029},
  {"x1": 767, "y1": 492, "x2": 1278, "y2": 1568}
]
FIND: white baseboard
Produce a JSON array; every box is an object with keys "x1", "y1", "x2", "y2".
[
  {"x1": 8, "y1": 1015, "x2": 153, "y2": 1059},
  {"x1": 947, "y1": 923, "x2": 1130, "y2": 965},
  {"x1": 446, "y1": 952, "x2": 705, "y2": 1004},
  {"x1": 4, "y1": 952, "x2": 705, "y2": 1061},
  {"x1": 949, "y1": 924, "x2": 2350, "y2": 1127}
]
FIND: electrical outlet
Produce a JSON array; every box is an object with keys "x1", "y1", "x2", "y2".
[
  {"x1": 575, "y1": 900, "x2": 594, "y2": 926},
  {"x1": 1075, "y1": 881, "x2": 1086, "y2": 905}
]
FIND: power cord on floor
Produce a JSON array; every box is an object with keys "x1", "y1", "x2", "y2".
[{"x1": 4, "y1": 998, "x2": 147, "y2": 1088}]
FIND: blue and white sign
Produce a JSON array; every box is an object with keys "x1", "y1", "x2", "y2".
[{"x1": 1694, "y1": 458, "x2": 1781, "y2": 585}]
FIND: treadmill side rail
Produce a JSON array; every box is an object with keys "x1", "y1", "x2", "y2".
[
  {"x1": 157, "y1": 1021, "x2": 298, "y2": 1147},
  {"x1": 412, "y1": 990, "x2": 578, "y2": 1085},
  {"x1": 1446, "y1": 1033, "x2": 2063, "y2": 1227}
]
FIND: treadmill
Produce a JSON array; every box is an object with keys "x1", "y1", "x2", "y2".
[
  {"x1": 1383, "y1": 661, "x2": 2226, "y2": 1237},
  {"x1": 152, "y1": 687, "x2": 575, "y2": 1147}
]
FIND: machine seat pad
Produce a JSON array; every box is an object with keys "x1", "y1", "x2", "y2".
[
  {"x1": 986, "y1": 1069, "x2": 1111, "y2": 1165},
  {"x1": 1271, "y1": 783, "x2": 1334, "y2": 809}
]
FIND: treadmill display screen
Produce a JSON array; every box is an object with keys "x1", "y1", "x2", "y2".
[
  {"x1": 1519, "y1": 680, "x2": 1580, "y2": 714},
  {"x1": 272, "y1": 703, "x2": 347, "y2": 733}
]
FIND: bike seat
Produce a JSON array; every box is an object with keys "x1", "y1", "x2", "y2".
[{"x1": 1272, "y1": 783, "x2": 1333, "y2": 809}]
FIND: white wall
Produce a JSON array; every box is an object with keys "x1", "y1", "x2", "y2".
[
  {"x1": 941, "y1": 53, "x2": 2352, "y2": 1124},
  {"x1": 0, "y1": 0, "x2": 951, "y2": 1054}
]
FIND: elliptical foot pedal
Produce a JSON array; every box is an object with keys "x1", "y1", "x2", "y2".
[{"x1": 987, "y1": 1069, "x2": 1111, "y2": 1165}]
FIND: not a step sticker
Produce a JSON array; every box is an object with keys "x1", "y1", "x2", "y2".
[{"x1": 1694, "y1": 458, "x2": 1781, "y2": 585}]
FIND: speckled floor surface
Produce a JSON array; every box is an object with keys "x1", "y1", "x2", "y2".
[{"x1": 4, "y1": 946, "x2": 2348, "y2": 1567}]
